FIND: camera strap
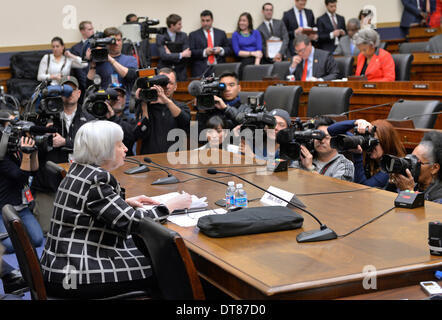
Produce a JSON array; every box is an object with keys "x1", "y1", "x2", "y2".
[
  {"x1": 319, "y1": 157, "x2": 339, "y2": 175},
  {"x1": 46, "y1": 54, "x2": 68, "y2": 75}
]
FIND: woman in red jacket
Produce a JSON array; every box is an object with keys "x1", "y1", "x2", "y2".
[{"x1": 354, "y1": 29, "x2": 395, "y2": 81}]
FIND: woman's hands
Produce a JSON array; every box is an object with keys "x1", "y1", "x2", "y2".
[
  {"x1": 126, "y1": 195, "x2": 161, "y2": 208},
  {"x1": 164, "y1": 192, "x2": 192, "y2": 213}
]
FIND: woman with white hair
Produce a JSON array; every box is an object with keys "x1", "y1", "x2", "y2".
[
  {"x1": 353, "y1": 28, "x2": 395, "y2": 81},
  {"x1": 40, "y1": 120, "x2": 192, "y2": 299}
]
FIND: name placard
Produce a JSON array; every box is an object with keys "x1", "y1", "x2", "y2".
[
  {"x1": 429, "y1": 55, "x2": 442, "y2": 60},
  {"x1": 317, "y1": 83, "x2": 329, "y2": 87},
  {"x1": 363, "y1": 84, "x2": 377, "y2": 89},
  {"x1": 425, "y1": 28, "x2": 437, "y2": 33},
  {"x1": 413, "y1": 84, "x2": 429, "y2": 89}
]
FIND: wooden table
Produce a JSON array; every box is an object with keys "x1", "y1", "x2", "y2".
[
  {"x1": 107, "y1": 151, "x2": 442, "y2": 300},
  {"x1": 407, "y1": 27, "x2": 442, "y2": 42}
]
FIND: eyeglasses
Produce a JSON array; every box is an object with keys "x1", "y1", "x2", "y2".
[{"x1": 295, "y1": 47, "x2": 307, "y2": 55}]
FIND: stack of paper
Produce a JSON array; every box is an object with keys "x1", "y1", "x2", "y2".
[
  {"x1": 167, "y1": 208, "x2": 227, "y2": 227},
  {"x1": 143, "y1": 192, "x2": 208, "y2": 210}
]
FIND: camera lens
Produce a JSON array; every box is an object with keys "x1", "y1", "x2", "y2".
[
  {"x1": 45, "y1": 97, "x2": 64, "y2": 113},
  {"x1": 92, "y1": 102, "x2": 108, "y2": 118},
  {"x1": 139, "y1": 89, "x2": 158, "y2": 102}
]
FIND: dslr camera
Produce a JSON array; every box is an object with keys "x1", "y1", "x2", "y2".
[
  {"x1": 330, "y1": 126, "x2": 379, "y2": 153},
  {"x1": 89, "y1": 32, "x2": 117, "y2": 62},
  {"x1": 380, "y1": 154, "x2": 421, "y2": 182},
  {"x1": 188, "y1": 77, "x2": 226, "y2": 111},
  {"x1": 135, "y1": 74, "x2": 170, "y2": 102},
  {"x1": 0, "y1": 119, "x2": 54, "y2": 160},
  {"x1": 276, "y1": 118, "x2": 326, "y2": 161}
]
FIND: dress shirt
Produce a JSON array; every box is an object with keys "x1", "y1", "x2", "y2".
[
  {"x1": 326, "y1": 11, "x2": 340, "y2": 46},
  {"x1": 201, "y1": 28, "x2": 225, "y2": 64},
  {"x1": 294, "y1": 7, "x2": 310, "y2": 28},
  {"x1": 289, "y1": 47, "x2": 316, "y2": 80}
]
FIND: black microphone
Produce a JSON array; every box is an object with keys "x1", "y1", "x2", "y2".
[
  {"x1": 207, "y1": 168, "x2": 338, "y2": 243},
  {"x1": 403, "y1": 111, "x2": 442, "y2": 120},
  {"x1": 339, "y1": 99, "x2": 404, "y2": 116},
  {"x1": 145, "y1": 162, "x2": 180, "y2": 185},
  {"x1": 124, "y1": 157, "x2": 151, "y2": 175},
  {"x1": 144, "y1": 157, "x2": 227, "y2": 186},
  {"x1": 188, "y1": 80, "x2": 203, "y2": 96}
]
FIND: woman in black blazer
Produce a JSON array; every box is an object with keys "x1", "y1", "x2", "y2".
[{"x1": 40, "y1": 120, "x2": 191, "y2": 299}]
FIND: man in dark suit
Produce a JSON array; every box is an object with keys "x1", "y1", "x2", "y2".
[
  {"x1": 288, "y1": 34, "x2": 339, "y2": 81},
  {"x1": 282, "y1": 0, "x2": 317, "y2": 57},
  {"x1": 258, "y1": 2, "x2": 289, "y2": 63},
  {"x1": 400, "y1": 0, "x2": 434, "y2": 36},
  {"x1": 316, "y1": 0, "x2": 346, "y2": 53},
  {"x1": 189, "y1": 10, "x2": 232, "y2": 78},
  {"x1": 70, "y1": 21, "x2": 94, "y2": 102},
  {"x1": 156, "y1": 14, "x2": 191, "y2": 81}
]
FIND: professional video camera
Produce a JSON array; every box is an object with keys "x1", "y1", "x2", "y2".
[
  {"x1": 0, "y1": 86, "x2": 20, "y2": 117},
  {"x1": 89, "y1": 32, "x2": 117, "y2": 62},
  {"x1": 188, "y1": 77, "x2": 226, "y2": 111},
  {"x1": 84, "y1": 88, "x2": 119, "y2": 119},
  {"x1": 138, "y1": 17, "x2": 166, "y2": 40},
  {"x1": 380, "y1": 154, "x2": 421, "y2": 181},
  {"x1": 0, "y1": 119, "x2": 55, "y2": 160},
  {"x1": 234, "y1": 94, "x2": 276, "y2": 131},
  {"x1": 276, "y1": 118, "x2": 326, "y2": 161},
  {"x1": 330, "y1": 126, "x2": 379, "y2": 153},
  {"x1": 135, "y1": 74, "x2": 170, "y2": 102}
]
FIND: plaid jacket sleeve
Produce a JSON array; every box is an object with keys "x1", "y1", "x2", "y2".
[{"x1": 85, "y1": 170, "x2": 169, "y2": 237}]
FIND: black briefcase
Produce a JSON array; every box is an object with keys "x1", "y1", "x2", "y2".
[{"x1": 197, "y1": 206, "x2": 304, "y2": 238}]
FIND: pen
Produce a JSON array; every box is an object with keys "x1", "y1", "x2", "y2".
[{"x1": 170, "y1": 207, "x2": 209, "y2": 216}]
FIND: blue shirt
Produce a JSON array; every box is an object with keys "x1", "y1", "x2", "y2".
[{"x1": 231, "y1": 30, "x2": 262, "y2": 56}]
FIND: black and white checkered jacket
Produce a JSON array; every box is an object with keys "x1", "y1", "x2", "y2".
[{"x1": 40, "y1": 162, "x2": 169, "y2": 285}]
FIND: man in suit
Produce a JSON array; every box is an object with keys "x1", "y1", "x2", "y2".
[
  {"x1": 400, "y1": 0, "x2": 434, "y2": 36},
  {"x1": 258, "y1": 3, "x2": 289, "y2": 63},
  {"x1": 316, "y1": 0, "x2": 346, "y2": 53},
  {"x1": 288, "y1": 34, "x2": 339, "y2": 81},
  {"x1": 283, "y1": 0, "x2": 318, "y2": 57},
  {"x1": 333, "y1": 18, "x2": 360, "y2": 56},
  {"x1": 189, "y1": 10, "x2": 232, "y2": 78},
  {"x1": 156, "y1": 14, "x2": 192, "y2": 81},
  {"x1": 70, "y1": 21, "x2": 94, "y2": 101}
]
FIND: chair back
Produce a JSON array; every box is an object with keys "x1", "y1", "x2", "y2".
[
  {"x1": 334, "y1": 56, "x2": 354, "y2": 78},
  {"x1": 263, "y1": 85, "x2": 303, "y2": 116},
  {"x1": 241, "y1": 64, "x2": 274, "y2": 81},
  {"x1": 391, "y1": 53, "x2": 414, "y2": 81},
  {"x1": 212, "y1": 62, "x2": 241, "y2": 77},
  {"x1": 271, "y1": 61, "x2": 291, "y2": 80},
  {"x1": 135, "y1": 217, "x2": 205, "y2": 300},
  {"x1": 307, "y1": 86, "x2": 353, "y2": 118},
  {"x1": 387, "y1": 100, "x2": 442, "y2": 129},
  {"x1": 1, "y1": 205, "x2": 47, "y2": 300},
  {"x1": 399, "y1": 41, "x2": 429, "y2": 53}
]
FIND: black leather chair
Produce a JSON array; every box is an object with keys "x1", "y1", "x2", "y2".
[
  {"x1": 334, "y1": 56, "x2": 354, "y2": 78},
  {"x1": 379, "y1": 42, "x2": 388, "y2": 50},
  {"x1": 271, "y1": 61, "x2": 291, "y2": 80},
  {"x1": 307, "y1": 86, "x2": 353, "y2": 118},
  {"x1": 238, "y1": 91, "x2": 264, "y2": 105},
  {"x1": 387, "y1": 99, "x2": 442, "y2": 129},
  {"x1": 133, "y1": 217, "x2": 205, "y2": 300},
  {"x1": 241, "y1": 64, "x2": 274, "y2": 81},
  {"x1": 263, "y1": 85, "x2": 303, "y2": 116},
  {"x1": 399, "y1": 41, "x2": 429, "y2": 53},
  {"x1": 1, "y1": 205, "x2": 150, "y2": 300},
  {"x1": 212, "y1": 62, "x2": 241, "y2": 77},
  {"x1": 392, "y1": 53, "x2": 414, "y2": 81}
]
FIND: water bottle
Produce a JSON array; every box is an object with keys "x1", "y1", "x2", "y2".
[
  {"x1": 225, "y1": 181, "x2": 236, "y2": 209},
  {"x1": 234, "y1": 183, "x2": 248, "y2": 208}
]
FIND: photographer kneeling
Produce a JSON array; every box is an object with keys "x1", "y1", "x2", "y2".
[
  {"x1": 292, "y1": 116, "x2": 355, "y2": 181},
  {"x1": 388, "y1": 131, "x2": 442, "y2": 204},
  {"x1": 0, "y1": 111, "x2": 44, "y2": 253}
]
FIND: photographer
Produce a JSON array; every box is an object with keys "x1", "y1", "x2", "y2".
[
  {"x1": 389, "y1": 131, "x2": 442, "y2": 204},
  {"x1": 327, "y1": 118, "x2": 405, "y2": 188},
  {"x1": 133, "y1": 68, "x2": 190, "y2": 155},
  {"x1": 292, "y1": 116, "x2": 354, "y2": 181},
  {"x1": 196, "y1": 72, "x2": 250, "y2": 142},
  {"x1": 87, "y1": 27, "x2": 138, "y2": 109},
  {"x1": 0, "y1": 111, "x2": 44, "y2": 253}
]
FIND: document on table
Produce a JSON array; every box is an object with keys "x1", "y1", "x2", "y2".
[
  {"x1": 143, "y1": 192, "x2": 208, "y2": 210},
  {"x1": 167, "y1": 208, "x2": 227, "y2": 227},
  {"x1": 267, "y1": 39, "x2": 283, "y2": 59}
]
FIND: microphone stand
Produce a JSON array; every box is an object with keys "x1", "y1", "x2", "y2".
[
  {"x1": 124, "y1": 158, "x2": 151, "y2": 175},
  {"x1": 340, "y1": 99, "x2": 404, "y2": 116},
  {"x1": 145, "y1": 162, "x2": 180, "y2": 185},
  {"x1": 208, "y1": 169, "x2": 338, "y2": 243}
]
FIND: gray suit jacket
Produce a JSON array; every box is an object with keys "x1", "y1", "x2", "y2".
[
  {"x1": 292, "y1": 48, "x2": 340, "y2": 81},
  {"x1": 333, "y1": 35, "x2": 360, "y2": 57},
  {"x1": 257, "y1": 19, "x2": 289, "y2": 58}
]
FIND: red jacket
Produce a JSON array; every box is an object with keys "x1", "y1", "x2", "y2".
[{"x1": 355, "y1": 48, "x2": 395, "y2": 82}]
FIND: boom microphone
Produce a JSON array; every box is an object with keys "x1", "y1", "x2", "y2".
[{"x1": 207, "y1": 168, "x2": 338, "y2": 243}]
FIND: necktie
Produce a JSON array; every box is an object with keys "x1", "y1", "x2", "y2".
[
  {"x1": 269, "y1": 21, "x2": 274, "y2": 36},
  {"x1": 302, "y1": 59, "x2": 308, "y2": 81},
  {"x1": 331, "y1": 15, "x2": 338, "y2": 30},
  {"x1": 207, "y1": 30, "x2": 215, "y2": 64},
  {"x1": 417, "y1": 0, "x2": 421, "y2": 10},
  {"x1": 299, "y1": 10, "x2": 304, "y2": 27}
]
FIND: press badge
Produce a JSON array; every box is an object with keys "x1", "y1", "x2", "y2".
[{"x1": 22, "y1": 185, "x2": 34, "y2": 204}]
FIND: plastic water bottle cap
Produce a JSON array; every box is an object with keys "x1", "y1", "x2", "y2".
[
  {"x1": 236, "y1": 184, "x2": 243, "y2": 188},
  {"x1": 228, "y1": 181, "x2": 235, "y2": 186}
]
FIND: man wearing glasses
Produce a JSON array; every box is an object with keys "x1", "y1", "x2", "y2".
[{"x1": 289, "y1": 33, "x2": 339, "y2": 81}]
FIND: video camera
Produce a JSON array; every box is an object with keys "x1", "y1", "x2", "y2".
[
  {"x1": 0, "y1": 119, "x2": 55, "y2": 160},
  {"x1": 234, "y1": 93, "x2": 276, "y2": 131},
  {"x1": 330, "y1": 126, "x2": 379, "y2": 153},
  {"x1": 380, "y1": 154, "x2": 421, "y2": 182},
  {"x1": 89, "y1": 32, "x2": 117, "y2": 62},
  {"x1": 138, "y1": 17, "x2": 166, "y2": 40},
  {"x1": 276, "y1": 118, "x2": 326, "y2": 161},
  {"x1": 85, "y1": 88, "x2": 118, "y2": 119},
  {"x1": 135, "y1": 73, "x2": 169, "y2": 102},
  {"x1": 0, "y1": 86, "x2": 20, "y2": 117},
  {"x1": 188, "y1": 77, "x2": 226, "y2": 111}
]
